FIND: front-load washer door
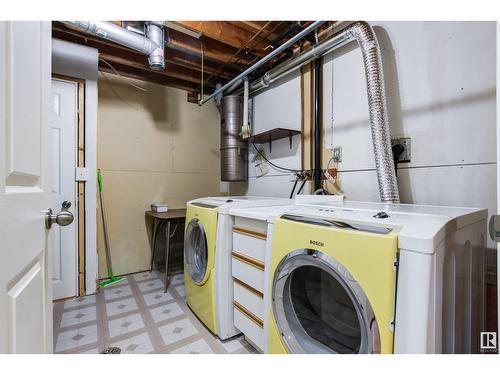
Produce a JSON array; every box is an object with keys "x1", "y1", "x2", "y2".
[
  {"x1": 184, "y1": 218, "x2": 208, "y2": 284},
  {"x1": 272, "y1": 249, "x2": 381, "y2": 354},
  {"x1": 270, "y1": 215, "x2": 398, "y2": 354}
]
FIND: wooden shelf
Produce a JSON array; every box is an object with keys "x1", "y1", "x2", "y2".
[{"x1": 246, "y1": 128, "x2": 301, "y2": 152}]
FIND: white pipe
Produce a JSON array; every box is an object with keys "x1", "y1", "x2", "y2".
[
  {"x1": 63, "y1": 21, "x2": 165, "y2": 70},
  {"x1": 242, "y1": 78, "x2": 249, "y2": 138}
]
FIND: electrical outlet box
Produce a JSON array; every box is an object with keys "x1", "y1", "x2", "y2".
[
  {"x1": 333, "y1": 147, "x2": 342, "y2": 162},
  {"x1": 391, "y1": 137, "x2": 411, "y2": 163}
]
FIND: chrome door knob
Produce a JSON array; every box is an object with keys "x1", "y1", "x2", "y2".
[{"x1": 45, "y1": 202, "x2": 74, "y2": 229}]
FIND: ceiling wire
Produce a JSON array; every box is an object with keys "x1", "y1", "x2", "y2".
[
  {"x1": 99, "y1": 58, "x2": 149, "y2": 92},
  {"x1": 201, "y1": 44, "x2": 204, "y2": 99}
]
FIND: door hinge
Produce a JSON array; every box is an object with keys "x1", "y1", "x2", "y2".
[{"x1": 75, "y1": 167, "x2": 89, "y2": 182}]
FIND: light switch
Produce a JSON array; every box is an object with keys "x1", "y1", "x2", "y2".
[{"x1": 75, "y1": 167, "x2": 89, "y2": 182}]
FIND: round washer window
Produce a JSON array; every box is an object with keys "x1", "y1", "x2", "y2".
[
  {"x1": 272, "y1": 249, "x2": 379, "y2": 354},
  {"x1": 184, "y1": 218, "x2": 208, "y2": 284}
]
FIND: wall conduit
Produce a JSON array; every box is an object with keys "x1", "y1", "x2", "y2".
[{"x1": 313, "y1": 58, "x2": 322, "y2": 192}]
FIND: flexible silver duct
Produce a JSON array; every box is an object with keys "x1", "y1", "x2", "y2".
[
  {"x1": 242, "y1": 21, "x2": 400, "y2": 203},
  {"x1": 347, "y1": 22, "x2": 399, "y2": 203},
  {"x1": 63, "y1": 21, "x2": 165, "y2": 70}
]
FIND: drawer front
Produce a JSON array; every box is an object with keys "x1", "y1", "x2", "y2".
[
  {"x1": 232, "y1": 227, "x2": 267, "y2": 262},
  {"x1": 234, "y1": 217, "x2": 267, "y2": 233},
  {"x1": 234, "y1": 304, "x2": 264, "y2": 351},
  {"x1": 232, "y1": 254, "x2": 265, "y2": 293},
  {"x1": 233, "y1": 278, "x2": 264, "y2": 320}
]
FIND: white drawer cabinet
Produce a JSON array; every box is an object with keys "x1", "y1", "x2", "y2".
[
  {"x1": 233, "y1": 278, "x2": 264, "y2": 320},
  {"x1": 232, "y1": 229, "x2": 267, "y2": 262},
  {"x1": 234, "y1": 304, "x2": 264, "y2": 351},
  {"x1": 231, "y1": 253, "x2": 265, "y2": 293},
  {"x1": 231, "y1": 222, "x2": 269, "y2": 353}
]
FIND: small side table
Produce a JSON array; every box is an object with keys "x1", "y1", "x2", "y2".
[{"x1": 145, "y1": 209, "x2": 186, "y2": 292}]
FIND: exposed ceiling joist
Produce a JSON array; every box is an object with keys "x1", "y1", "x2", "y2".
[
  {"x1": 99, "y1": 62, "x2": 202, "y2": 92},
  {"x1": 175, "y1": 21, "x2": 271, "y2": 55},
  {"x1": 52, "y1": 21, "x2": 335, "y2": 98},
  {"x1": 167, "y1": 28, "x2": 256, "y2": 66},
  {"x1": 99, "y1": 53, "x2": 217, "y2": 87}
]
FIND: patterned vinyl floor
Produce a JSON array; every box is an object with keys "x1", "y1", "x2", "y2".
[{"x1": 53, "y1": 271, "x2": 258, "y2": 354}]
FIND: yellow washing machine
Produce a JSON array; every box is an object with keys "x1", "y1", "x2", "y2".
[
  {"x1": 184, "y1": 196, "x2": 294, "y2": 337},
  {"x1": 184, "y1": 202, "x2": 219, "y2": 334},
  {"x1": 268, "y1": 213, "x2": 398, "y2": 354}
]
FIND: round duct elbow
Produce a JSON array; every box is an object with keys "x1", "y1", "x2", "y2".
[
  {"x1": 146, "y1": 23, "x2": 165, "y2": 71},
  {"x1": 148, "y1": 49, "x2": 165, "y2": 71}
]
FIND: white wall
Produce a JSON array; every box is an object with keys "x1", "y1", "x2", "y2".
[
  {"x1": 229, "y1": 69, "x2": 304, "y2": 198},
  {"x1": 230, "y1": 21, "x2": 497, "y2": 276}
]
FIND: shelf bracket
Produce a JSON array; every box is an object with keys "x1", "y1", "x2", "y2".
[
  {"x1": 268, "y1": 134, "x2": 272, "y2": 153},
  {"x1": 289, "y1": 133, "x2": 293, "y2": 149}
]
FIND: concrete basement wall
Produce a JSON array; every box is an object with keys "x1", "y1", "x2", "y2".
[
  {"x1": 230, "y1": 21, "x2": 497, "y2": 278},
  {"x1": 97, "y1": 72, "x2": 221, "y2": 277}
]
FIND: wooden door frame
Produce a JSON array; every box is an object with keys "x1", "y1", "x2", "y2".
[{"x1": 52, "y1": 73, "x2": 86, "y2": 297}]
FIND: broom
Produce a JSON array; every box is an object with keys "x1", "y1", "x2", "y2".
[{"x1": 98, "y1": 169, "x2": 126, "y2": 288}]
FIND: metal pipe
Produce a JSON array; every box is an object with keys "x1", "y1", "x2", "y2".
[
  {"x1": 198, "y1": 21, "x2": 325, "y2": 105},
  {"x1": 248, "y1": 29, "x2": 352, "y2": 94},
  {"x1": 313, "y1": 58, "x2": 322, "y2": 191},
  {"x1": 245, "y1": 21, "x2": 400, "y2": 203},
  {"x1": 145, "y1": 23, "x2": 165, "y2": 70},
  {"x1": 221, "y1": 96, "x2": 247, "y2": 181},
  {"x1": 63, "y1": 21, "x2": 165, "y2": 70}
]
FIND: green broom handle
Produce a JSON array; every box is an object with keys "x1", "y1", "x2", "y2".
[
  {"x1": 98, "y1": 168, "x2": 103, "y2": 193},
  {"x1": 98, "y1": 169, "x2": 113, "y2": 278}
]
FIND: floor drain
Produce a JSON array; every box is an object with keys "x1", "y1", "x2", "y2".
[{"x1": 101, "y1": 347, "x2": 121, "y2": 354}]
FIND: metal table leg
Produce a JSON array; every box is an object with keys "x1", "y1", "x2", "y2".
[
  {"x1": 164, "y1": 220, "x2": 171, "y2": 293},
  {"x1": 150, "y1": 219, "x2": 160, "y2": 272}
]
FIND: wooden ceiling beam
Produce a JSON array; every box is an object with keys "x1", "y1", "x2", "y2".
[
  {"x1": 98, "y1": 61, "x2": 201, "y2": 92},
  {"x1": 52, "y1": 21, "x2": 323, "y2": 94},
  {"x1": 53, "y1": 22, "x2": 250, "y2": 68},
  {"x1": 52, "y1": 26, "x2": 237, "y2": 81},
  {"x1": 99, "y1": 52, "x2": 216, "y2": 88},
  {"x1": 165, "y1": 46, "x2": 237, "y2": 78},
  {"x1": 175, "y1": 21, "x2": 270, "y2": 55},
  {"x1": 167, "y1": 28, "x2": 255, "y2": 66}
]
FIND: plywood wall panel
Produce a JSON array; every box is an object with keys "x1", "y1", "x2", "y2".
[{"x1": 97, "y1": 73, "x2": 220, "y2": 277}]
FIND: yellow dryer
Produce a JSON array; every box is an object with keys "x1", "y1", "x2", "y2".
[
  {"x1": 268, "y1": 213, "x2": 398, "y2": 354},
  {"x1": 184, "y1": 202, "x2": 218, "y2": 334}
]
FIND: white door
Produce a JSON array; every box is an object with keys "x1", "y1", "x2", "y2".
[
  {"x1": 0, "y1": 22, "x2": 54, "y2": 353},
  {"x1": 50, "y1": 78, "x2": 78, "y2": 300}
]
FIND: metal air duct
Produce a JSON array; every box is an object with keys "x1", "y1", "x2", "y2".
[
  {"x1": 220, "y1": 96, "x2": 248, "y2": 182},
  {"x1": 63, "y1": 21, "x2": 165, "y2": 71}
]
